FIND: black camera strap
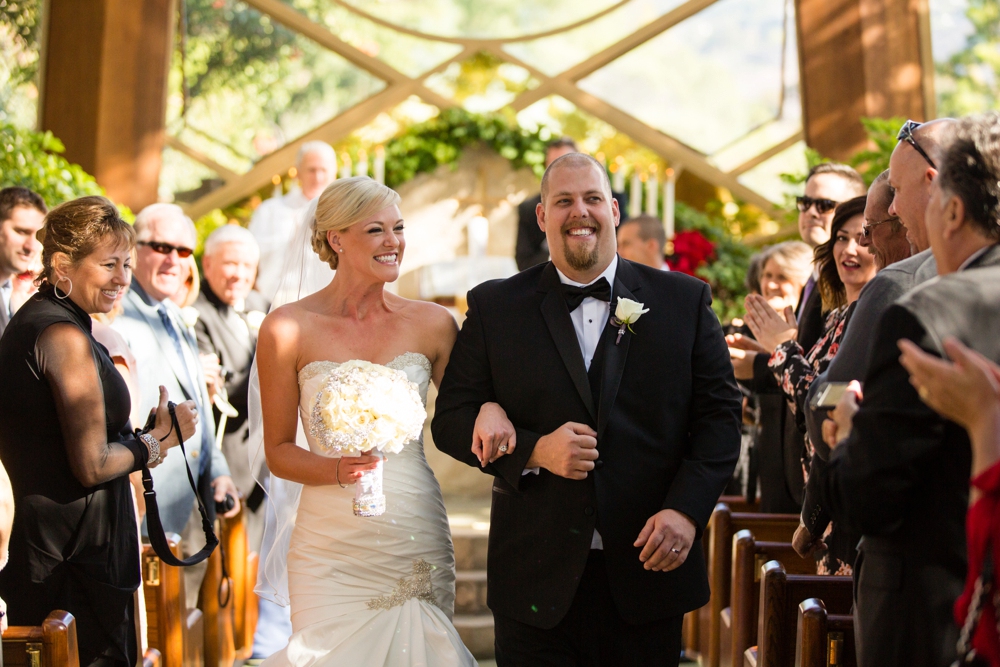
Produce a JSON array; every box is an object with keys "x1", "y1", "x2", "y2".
[{"x1": 141, "y1": 402, "x2": 218, "y2": 566}]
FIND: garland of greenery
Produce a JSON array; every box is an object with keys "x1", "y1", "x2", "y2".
[{"x1": 0, "y1": 121, "x2": 105, "y2": 206}]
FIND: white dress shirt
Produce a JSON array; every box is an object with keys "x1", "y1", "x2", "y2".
[
  {"x1": 535, "y1": 258, "x2": 618, "y2": 549},
  {"x1": 0, "y1": 279, "x2": 11, "y2": 319},
  {"x1": 248, "y1": 188, "x2": 311, "y2": 300}
]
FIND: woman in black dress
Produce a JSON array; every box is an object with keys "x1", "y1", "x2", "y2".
[{"x1": 0, "y1": 196, "x2": 197, "y2": 666}]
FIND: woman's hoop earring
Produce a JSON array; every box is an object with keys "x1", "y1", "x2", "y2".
[{"x1": 53, "y1": 276, "x2": 73, "y2": 299}]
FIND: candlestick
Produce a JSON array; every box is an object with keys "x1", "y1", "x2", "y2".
[
  {"x1": 468, "y1": 215, "x2": 489, "y2": 259},
  {"x1": 339, "y1": 153, "x2": 352, "y2": 179},
  {"x1": 271, "y1": 174, "x2": 282, "y2": 199},
  {"x1": 374, "y1": 146, "x2": 386, "y2": 184},
  {"x1": 664, "y1": 168, "x2": 678, "y2": 241},
  {"x1": 646, "y1": 165, "x2": 659, "y2": 216},
  {"x1": 613, "y1": 156, "x2": 626, "y2": 192},
  {"x1": 356, "y1": 149, "x2": 368, "y2": 178},
  {"x1": 629, "y1": 168, "x2": 642, "y2": 218}
]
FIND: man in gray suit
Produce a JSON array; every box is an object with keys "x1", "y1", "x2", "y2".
[
  {"x1": 0, "y1": 188, "x2": 46, "y2": 340},
  {"x1": 112, "y1": 204, "x2": 239, "y2": 603}
]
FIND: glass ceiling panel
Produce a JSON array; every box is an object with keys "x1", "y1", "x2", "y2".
[
  {"x1": 165, "y1": 0, "x2": 385, "y2": 174},
  {"x1": 334, "y1": 0, "x2": 622, "y2": 40},
  {"x1": 159, "y1": 146, "x2": 221, "y2": 204},
  {"x1": 503, "y1": 0, "x2": 686, "y2": 77},
  {"x1": 423, "y1": 52, "x2": 538, "y2": 113},
  {"x1": 736, "y1": 139, "x2": 807, "y2": 204},
  {"x1": 279, "y1": 0, "x2": 464, "y2": 77},
  {"x1": 577, "y1": 0, "x2": 797, "y2": 155}
]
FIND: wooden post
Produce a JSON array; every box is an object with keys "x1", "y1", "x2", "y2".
[
  {"x1": 39, "y1": 0, "x2": 176, "y2": 211},
  {"x1": 795, "y1": 0, "x2": 933, "y2": 161}
]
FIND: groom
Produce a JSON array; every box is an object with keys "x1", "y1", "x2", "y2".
[{"x1": 432, "y1": 153, "x2": 742, "y2": 666}]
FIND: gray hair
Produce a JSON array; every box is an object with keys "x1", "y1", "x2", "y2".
[
  {"x1": 133, "y1": 203, "x2": 196, "y2": 246},
  {"x1": 760, "y1": 240, "x2": 813, "y2": 288},
  {"x1": 937, "y1": 112, "x2": 1000, "y2": 241},
  {"x1": 297, "y1": 141, "x2": 337, "y2": 167},
  {"x1": 203, "y1": 224, "x2": 260, "y2": 259}
]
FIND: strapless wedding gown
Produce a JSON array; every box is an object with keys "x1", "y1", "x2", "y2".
[{"x1": 263, "y1": 353, "x2": 476, "y2": 666}]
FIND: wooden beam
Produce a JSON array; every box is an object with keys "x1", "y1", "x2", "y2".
[
  {"x1": 165, "y1": 136, "x2": 240, "y2": 182},
  {"x1": 795, "y1": 0, "x2": 930, "y2": 160},
  {"x1": 39, "y1": 0, "x2": 175, "y2": 210},
  {"x1": 727, "y1": 131, "x2": 804, "y2": 177},
  {"x1": 183, "y1": 83, "x2": 419, "y2": 218}
]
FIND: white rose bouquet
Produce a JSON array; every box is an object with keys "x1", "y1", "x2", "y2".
[{"x1": 309, "y1": 360, "x2": 426, "y2": 516}]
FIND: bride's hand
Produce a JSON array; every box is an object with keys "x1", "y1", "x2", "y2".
[
  {"x1": 473, "y1": 402, "x2": 516, "y2": 467},
  {"x1": 336, "y1": 453, "x2": 380, "y2": 485}
]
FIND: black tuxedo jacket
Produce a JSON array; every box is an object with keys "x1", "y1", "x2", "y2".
[
  {"x1": 192, "y1": 284, "x2": 269, "y2": 497},
  {"x1": 817, "y1": 244, "x2": 1000, "y2": 667},
  {"x1": 432, "y1": 257, "x2": 742, "y2": 628}
]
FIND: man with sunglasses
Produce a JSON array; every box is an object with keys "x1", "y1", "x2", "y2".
[
  {"x1": 112, "y1": 203, "x2": 239, "y2": 607},
  {"x1": 888, "y1": 118, "x2": 956, "y2": 253}
]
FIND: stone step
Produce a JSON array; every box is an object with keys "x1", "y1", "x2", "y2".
[
  {"x1": 455, "y1": 570, "x2": 488, "y2": 616},
  {"x1": 454, "y1": 613, "x2": 495, "y2": 659},
  {"x1": 452, "y1": 527, "x2": 489, "y2": 572}
]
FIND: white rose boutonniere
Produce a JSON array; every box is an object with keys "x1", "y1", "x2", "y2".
[
  {"x1": 245, "y1": 310, "x2": 266, "y2": 336},
  {"x1": 610, "y1": 297, "x2": 649, "y2": 345},
  {"x1": 180, "y1": 306, "x2": 200, "y2": 330}
]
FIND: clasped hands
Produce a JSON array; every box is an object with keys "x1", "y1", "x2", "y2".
[
  {"x1": 471, "y1": 406, "x2": 696, "y2": 572},
  {"x1": 727, "y1": 294, "x2": 798, "y2": 380}
]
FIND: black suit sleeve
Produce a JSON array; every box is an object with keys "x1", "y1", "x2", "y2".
[
  {"x1": 431, "y1": 290, "x2": 542, "y2": 490},
  {"x1": 817, "y1": 304, "x2": 944, "y2": 536},
  {"x1": 661, "y1": 283, "x2": 743, "y2": 535},
  {"x1": 515, "y1": 198, "x2": 548, "y2": 271}
]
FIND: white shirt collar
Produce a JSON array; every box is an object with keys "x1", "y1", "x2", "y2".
[
  {"x1": 554, "y1": 256, "x2": 618, "y2": 290},
  {"x1": 958, "y1": 244, "x2": 994, "y2": 272}
]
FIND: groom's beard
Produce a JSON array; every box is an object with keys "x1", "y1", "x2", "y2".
[{"x1": 562, "y1": 222, "x2": 602, "y2": 272}]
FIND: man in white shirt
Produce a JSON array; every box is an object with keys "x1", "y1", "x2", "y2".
[
  {"x1": 0, "y1": 188, "x2": 46, "y2": 339},
  {"x1": 616, "y1": 214, "x2": 670, "y2": 271},
  {"x1": 248, "y1": 141, "x2": 336, "y2": 299}
]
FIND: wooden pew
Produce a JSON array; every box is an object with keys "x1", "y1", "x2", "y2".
[
  {"x1": 722, "y1": 530, "x2": 815, "y2": 667},
  {"x1": 795, "y1": 598, "x2": 856, "y2": 667},
  {"x1": 705, "y1": 505, "x2": 799, "y2": 667},
  {"x1": 142, "y1": 535, "x2": 205, "y2": 667},
  {"x1": 198, "y1": 525, "x2": 236, "y2": 667},
  {"x1": 2, "y1": 610, "x2": 79, "y2": 667},
  {"x1": 220, "y1": 505, "x2": 258, "y2": 659},
  {"x1": 683, "y1": 496, "x2": 760, "y2": 662},
  {"x1": 744, "y1": 561, "x2": 852, "y2": 667}
]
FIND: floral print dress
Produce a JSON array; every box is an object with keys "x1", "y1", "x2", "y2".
[{"x1": 768, "y1": 305, "x2": 854, "y2": 575}]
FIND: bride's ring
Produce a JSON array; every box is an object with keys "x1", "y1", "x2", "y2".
[{"x1": 498, "y1": 444, "x2": 509, "y2": 453}]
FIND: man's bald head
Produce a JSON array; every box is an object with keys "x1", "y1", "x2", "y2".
[
  {"x1": 540, "y1": 153, "x2": 611, "y2": 204},
  {"x1": 914, "y1": 118, "x2": 958, "y2": 166}
]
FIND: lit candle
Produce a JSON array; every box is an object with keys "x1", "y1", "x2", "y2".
[
  {"x1": 468, "y1": 215, "x2": 489, "y2": 258},
  {"x1": 339, "y1": 153, "x2": 352, "y2": 179},
  {"x1": 645, "y1": 165, "x2": 659, "y2": 216},
  {"x1": 374, "y1": 146, "x2": 386, "y2": 184},
  {"x1": 613, "y1": 156, "x2": 626, "y2": 192},
  {"x1": 629, "y1": 168, "x2": 642, "y2": 218},
  {"x1": 663, "y1": 167, "x2": 678, "y2": 241},
  {"x1": 356, "y1": 149, "x2": 368, "y2": 178},
  {"x1": 271, "y1": 174, "x2": 282, "y2": 199}
]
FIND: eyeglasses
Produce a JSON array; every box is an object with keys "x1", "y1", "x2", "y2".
[
  {"x1": 897, "y1": 120, "x2": 937, "y2": 169},
  {"x1": 861, "y1": 217, "x2": 897, "y2": 238},
  {"x1": 795, "y1": 196, "x2": 839, "y2": 214},
  {"x1": 138, "y1": 241, "x2": 194, "y2": 258}
]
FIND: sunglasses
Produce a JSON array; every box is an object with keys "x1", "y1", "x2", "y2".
[
  {"x1": 138, "y1": 240, "x2": 194, "y2": 258},
  {"x1": 861, "y1": 217, "x2": 897, "y2": 238},
  {"x1": 897, "y1": 120, "x2": 937, "y2": 169},
  {"x1": 796, "y1": 196, "x2": 839, "y2": 214}
]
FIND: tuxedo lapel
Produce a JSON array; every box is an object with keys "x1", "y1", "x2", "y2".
[
  {"x1": 538, "y1": 265, "x2": 597, "y2": 422},
  {"x1": 597, "y1": 260, "x2": 640, "y2": 440}
]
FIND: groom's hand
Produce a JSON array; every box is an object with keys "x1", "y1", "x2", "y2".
[
  {"x1": 525, "y1": 422, "x2": 598, "y2": 480},
  {"x1": 634, "y1": 509, "x2": 696, "y2": 572}
]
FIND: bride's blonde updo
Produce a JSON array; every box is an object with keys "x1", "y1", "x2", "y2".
[{"x1": 312, "y1": 177, "x2": 401, "y2": 269}]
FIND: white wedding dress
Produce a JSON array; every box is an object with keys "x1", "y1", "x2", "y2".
[{"x1": 262, "y1": 352, "x2": 476, "y2": 667}]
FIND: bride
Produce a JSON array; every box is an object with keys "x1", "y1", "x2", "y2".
[{"x1": 253, "y1": 177, "x2": 510, "y2": 665}]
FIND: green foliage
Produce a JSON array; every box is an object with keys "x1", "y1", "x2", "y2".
[
  {"x1": 675, "y1": 202, "x2": 754, "y2": 322},
  {"x1": 0, "y1": 121, "x2": 105, "y2": 206},
  {"x1": 0, "y1": 0, "x2": 40, "y2": 88},
  {"x1": 848, "y1": 117, "x2": 906, "y2": 185},
  {"x1": 937, "y1": 0, "x2": 1000, "y2": 117},
  {"x1": 382, "y1": 108, "x2": 548, "y2": 188}
]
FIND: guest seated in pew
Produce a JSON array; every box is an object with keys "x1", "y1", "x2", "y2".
[
  {"x1": 0, "y1": 196, "x2": 198, "y2": 667},
  {"x1": 900, "y1": 337, "x2": 1000, "y2": 666},
  {"x1": 819, "y1": 112, "x2": 1000, "y2": 667}
]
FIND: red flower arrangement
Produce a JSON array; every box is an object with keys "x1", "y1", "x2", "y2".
[{"x1": 666, "y1": 229, "x2": 716, "y2": 276}]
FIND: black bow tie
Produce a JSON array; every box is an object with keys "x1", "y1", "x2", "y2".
[{"x1": 562, "y1": 277, "x2": 612, "y2": 312}]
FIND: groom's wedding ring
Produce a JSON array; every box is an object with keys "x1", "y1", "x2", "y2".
[
  {"x1": 670, "y1": 548, "x2": 681, "y2": 554},
  {"x1": 498, "y1": 444, "x2": 509, "y2": 453}
]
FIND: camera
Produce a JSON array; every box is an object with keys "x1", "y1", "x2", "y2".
[{"x1": 215, "y1": 493, "x2": 236, "y2": 514}]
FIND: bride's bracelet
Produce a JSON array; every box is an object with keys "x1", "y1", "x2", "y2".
[{"x1": 336, "y1": 458, "x2": 345, "y2": 488}]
